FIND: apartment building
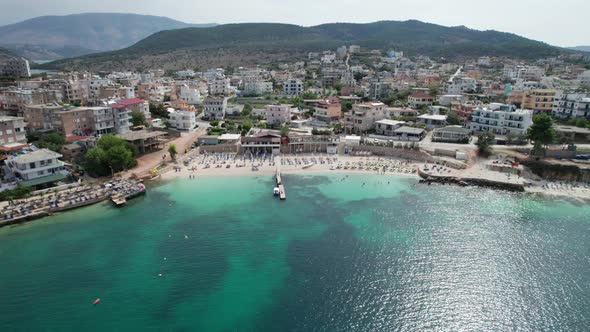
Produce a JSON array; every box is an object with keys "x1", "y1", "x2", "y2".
[
  {"x1": 208, "y1": 76, "x2": 231, "y2": 96},
  {"x1": 168, "y1": 109, "x2": 196, "y2": 131},
  {"x1": 508, "y1": 89, "x2": 557, "y2": 114},
  {"x1": 254, "y1": 104, "x2": 292, "y2": 125},
  {"x1": 0, "y1": 88, "x2": 60, "y2": 112},
  {"x1": 552, "y1": 92, "x2": 590, "y2": 120},
  {"x1": 443, "y1": 75, "x2": 477, "y2": 95},
  {"x1": 345, "y1": 102, "x2": 388, "y2": 133},
  {"x1": 0, "y1": 116, "x2": 27, "y2": 145},
  {"x1": 0, "y1": 57, "x2": 31, "y2": 77},
  {"x1": 408, "y1": 92, "x2": 434, "y2": 109},
  {"x1": 112, "y1": 98, "x2": 151, "y2": 122},
  {"x1": 283, "y1": 79, "x2": 303, "y2": 97},
  {"x1": 243, "y1": 81, "x2": 273, "y2": 96},
  {"x1": 470, "y1": 103, "x2": 533, "y2": 136},
  {"x1": 23, "y1": 104, "x2": 67, "y2": 131},
  {"x1": 314, "y1": 97, "x2": 342, "y2": 122},
  {"x1": 178, "y1": 84, "x2": 201, "y2": 104},
  {"x1": 203, "y1": 96, "x2": 228, "y2": 120},
  {"x1": 51, "y1": 108, "x2": 95, "y2": 137}
]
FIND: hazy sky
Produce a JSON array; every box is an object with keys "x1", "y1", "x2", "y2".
[{"x1": 1, "y1": 0, "x2": 588, "y2": 46}]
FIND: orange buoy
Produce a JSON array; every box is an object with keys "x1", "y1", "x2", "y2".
[{"x1": 93, "y1": 298, "x2": 100, "y2": 305}]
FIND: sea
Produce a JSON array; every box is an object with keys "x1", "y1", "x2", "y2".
[{"x1": 0, "y1": 173, "x2": 589, "y2": 331}]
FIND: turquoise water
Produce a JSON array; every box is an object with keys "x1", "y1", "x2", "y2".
[{"x1": 0, "y1": 174, "x2": 589, "y2": 331}]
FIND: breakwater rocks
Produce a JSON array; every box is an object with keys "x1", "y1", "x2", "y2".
[{"x1": 417, "y1": 168, "x2": 525, "y2": 192}]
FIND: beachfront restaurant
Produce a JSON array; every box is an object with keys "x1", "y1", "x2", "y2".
[
  {"x1": 241, "y1": 131, "x2": 282, "y2": 155},
  {"x1": 393, "y1": 127, "x2": 426, "y2": 141}
]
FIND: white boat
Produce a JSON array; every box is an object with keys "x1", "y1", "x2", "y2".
[{"x1": 273, "y1": 187, "x2": 280, "y2": 196}]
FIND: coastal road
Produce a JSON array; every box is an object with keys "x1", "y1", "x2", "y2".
[{"x1": 125, "y1": 127, "x2": 207, "y2": 177}]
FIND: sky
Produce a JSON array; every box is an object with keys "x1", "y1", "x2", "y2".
[{"x1": 1, "y1": 0, "x2": 588, "y2": 47}]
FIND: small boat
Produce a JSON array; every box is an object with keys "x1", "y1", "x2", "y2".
[
  {"x1": 93, "y1": 298, "x2": 100, "y2": 305},
  {"x1": 273, "y1": 187, "x2": 280, "y2": 196},
  {"x1": 302, "y1": 164, "x2": 313, "y2": 169}
]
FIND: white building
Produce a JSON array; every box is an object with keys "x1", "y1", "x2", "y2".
[
  {"x1": 418, "y1": 114, "x2": 448, "y2": 130},
  {"x1": 175, "y1": 70, "x2": 196, "y2": 79},
  {"x1": 576, "y1": 71, "x2": 590, "y2": 87},
  {"x1": 470, "y1": 103, "x2": 534, "y2": 136},
  {"x1": 443, "y1": 68, "x2": 477, "y2": 95},
  {"x1": 375, "y1": 119, "x2": 406, "y2": 136},
  {"x1": 344, "y1": 102, "x2": 389, "y2": 133},
  {"x1": 178, "y1": 84, "x2": 201, "y2": 104},
  {"x1": 552, "y1": 92, "x2": 590, "y2": 120},
  {"x1": 253, "y1": 104, "x2": 292, "y2": 125},
  {"x1": 283, "y1": 79, "x2": 303, "y2": 97},
  {"x1": 3, "y1": 149, "x2": 69, "y2": 187},
  {"x1": 477, "y1": 56, "x2": 491, "y2": 67},
  {"x1": 168, "y1": 109, "x2": 196, "y2": 130},
  {"x1": 203, "y1": 96, "x2": 227, "y2": 120},
  {"x1": 208, "y1": 76, "x2": 231, "y2": 96},
  {"x1": 243, "y1": 81, "x2": 273, "y2": 96}
]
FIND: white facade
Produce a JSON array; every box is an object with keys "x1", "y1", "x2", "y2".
[
  {"x1": 179, "y1": 84, "x2": 201, "y2": 104},
  {"x1": 254, "y1": 104, "x2": 292, "y2": 125},
  {"x1": 283, "y1": 79, "x2": 303, "y2": 97},
  {"x1": 443, "y1": 70, "x2": 477, "y2": 95},
  {"x1": 168, "y1": 109, "x2": 196, "y2": 130},
  {"x1": 470, "y1": 103, "x2": 533, "y2": 136},
  {"x1": 208, "y1": 77, "x2": 231, "y2": 96},
  {"x1": 4, "y1": 149, "x2": 68, "y2": 183},
  {"x1": 243, "y1": 81, "x2": 273, "y2": 96},
  {"x1": 552, "y1": 92, "x2": 590, "y2": 120},
  {"x1": 203, "y1": 96, "x2": 227, "y2": 120}
]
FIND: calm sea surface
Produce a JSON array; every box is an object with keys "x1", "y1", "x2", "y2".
[{"x1": 0, "y1": 174, "x2": 589, "y2": 331}]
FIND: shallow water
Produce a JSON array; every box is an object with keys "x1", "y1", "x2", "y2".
[{"x1": 0, "y1": 174, "x2": 589, "y2": 331}]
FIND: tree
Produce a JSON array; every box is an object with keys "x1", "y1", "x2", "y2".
[
  {"x1": 476, "y1": 132, "x2": 495, "y2": 157},
  {"x1": 130, "y1": 110, "x2": 146, "y2": 127},
  {"x1": 34, "y1": 133, "x2": 66, "y2": 152},
  {"x1": 527, "y1": 114, "x2": 556, "y2": 157},
  {"x1": 168, "y1": 144, "x2": 177, "y2": 161},
  {"x1": 83, "y1": 135, "x2": 137, "y2": 177},
  {"x1": 446, "y1": 111, "x2": 461, "y2": 125},
  {"x1": 280, "y1": 125, "x2": 290, "y2": 137},
  {"x1": 149, "y1": 103, "x2": 170, "y2": 119},
  {"x1": 241, "y1": 103, "x2": 253, "y2": 116}
]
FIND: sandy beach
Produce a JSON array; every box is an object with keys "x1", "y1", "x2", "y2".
[
  {"x1": 158, "y1": 152, "x2": 590, "y2": 203},
  {"x1": 160, "y1": 154, "x2": 423, "y2": 179}
]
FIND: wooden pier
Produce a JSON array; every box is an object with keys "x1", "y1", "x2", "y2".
[{"x1": 275, "y1": 168, "x2": 286, "y2": 200}]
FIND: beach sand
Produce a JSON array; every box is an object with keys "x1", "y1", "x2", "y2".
[{"x1": 159, "y1": 153, "x2": 590, "y2": 202}]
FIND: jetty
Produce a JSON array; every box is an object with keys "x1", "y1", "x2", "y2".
[
  {"x1": 0, "y1": 179, "x2": 147, "y2": 228},
  {"x1": 275, "y1": 168, "x2": 286, "y2": 200}
]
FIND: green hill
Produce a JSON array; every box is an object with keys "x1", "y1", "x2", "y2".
[
  {"x1": 0, "y1": 13, "x2": 215, "y2": 60},
  {"x1": 41, "y1": 20, "x2": 565, "y2": 71}
]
